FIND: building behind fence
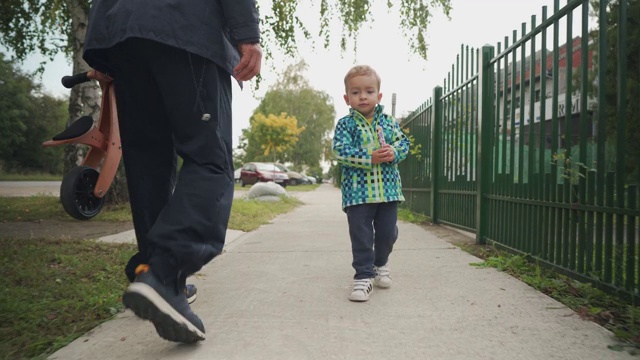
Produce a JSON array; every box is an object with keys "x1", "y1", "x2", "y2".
[{"x1": 399, "y1": 0, "x2": 639, "y2": 301}]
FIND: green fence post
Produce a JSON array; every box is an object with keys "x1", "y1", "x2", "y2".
[
  {"x1": 476, "y1": 45, "x2": 495, "y2": 245},
  {"x1": 430, "y1": 86, "x2": 443, "y2": 223}
]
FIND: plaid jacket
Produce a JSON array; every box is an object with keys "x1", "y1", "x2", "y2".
[{"x1": 332, "y1": 105, "x2": 410, "y2": 210}]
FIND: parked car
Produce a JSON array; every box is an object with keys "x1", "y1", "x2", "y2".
[
  {"x1": 304, "y1": 175, "x2": 317, "y2": 184},
  {"x1": 273, "y1": 163, "x2": 308, "y2": 186},
  {"x1": 240, "y1": 162, "x2": 289, "y2": 187},
  {"x1": 234, "y1": 168, "x2": 241, "y2": 183}
]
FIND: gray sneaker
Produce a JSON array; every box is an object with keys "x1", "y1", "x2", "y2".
[
  {"x1": 374, "y1": 265, "x2": 392, "y2": 288},
  {"x1": 349, "y1": 278, "x2": 373, "y2": 302},
  {"x1": 123, "y1": 268, "x2": 205, "y2": 343}
]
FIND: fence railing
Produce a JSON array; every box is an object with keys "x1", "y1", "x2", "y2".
[{"x1": 399, "y1": 0, "x2": 640, "y2": 301}]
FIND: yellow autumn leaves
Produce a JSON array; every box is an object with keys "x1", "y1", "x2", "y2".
[{"x1": 251, "y1": 112, "x2": 305, "y2": 157}]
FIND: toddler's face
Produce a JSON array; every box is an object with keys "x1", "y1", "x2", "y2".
[{"x1": 343, "y1": 75, "x2": 382, "y2": 119}]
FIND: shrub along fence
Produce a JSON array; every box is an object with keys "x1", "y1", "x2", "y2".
[{"x1": 399, "y1": 0, "x2": 639, "y2": 302}]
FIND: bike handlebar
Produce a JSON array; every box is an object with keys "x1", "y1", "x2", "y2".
[{"x1": 61, "y1": 72, "x2": 91, "y2": 89}]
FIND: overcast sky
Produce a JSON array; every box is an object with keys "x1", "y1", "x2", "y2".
[{"x1": 16, "y1": 0, "x2": 579, "y2": 148}]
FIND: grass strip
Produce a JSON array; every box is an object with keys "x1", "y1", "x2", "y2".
[
  {"x1": 0, "y1": 237, "x2": 136, "y2": 359},
  {"x1": 228, "y1": 196, "x2": 301, "y2": 231},
  {"x1": 0, "y1": 196, "x2": 131, "y2": 222}
]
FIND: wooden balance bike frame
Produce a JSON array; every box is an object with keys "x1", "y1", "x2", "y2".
[{"x1": 43, "y1": 70, "x2": 122, "y2": 220}]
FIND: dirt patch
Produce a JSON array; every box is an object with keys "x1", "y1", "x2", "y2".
[{"x1": 1, "y1": 220, "x2": 134, "y2": 240}]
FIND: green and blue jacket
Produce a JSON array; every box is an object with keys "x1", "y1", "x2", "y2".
[{"x1": 332, "y1": 105, "x2": 410, "y2": 210}]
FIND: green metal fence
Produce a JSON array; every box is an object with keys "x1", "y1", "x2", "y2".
[
  {"x1": 399, "y1": 100, "x2": 434, "y2": 217},
  {"x1": 399, "y1": 0, "x2": 640, "y2": 301}
]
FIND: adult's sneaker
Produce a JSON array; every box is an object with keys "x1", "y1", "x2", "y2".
[
  {"x1": 374, "y1": 265, "x2": 392, "y2": 288},
  {"x1": 127, "y1": 260, "x2": 198, "y2": 304},
  {"x1": 123, "y1": 265, "x2": 205, "y2": 343},
  {"x1": 349, "y1": 278, "x2": 373, "y2": 302}
]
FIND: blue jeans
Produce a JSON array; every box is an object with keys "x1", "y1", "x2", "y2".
[{"x1": 346, "y1": 202, "x2": 399, "y2": 280}]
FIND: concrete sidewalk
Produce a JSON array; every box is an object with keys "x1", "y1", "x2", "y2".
[{"x1": 49, "y1": 184, "x2": 632, "y2": 360}]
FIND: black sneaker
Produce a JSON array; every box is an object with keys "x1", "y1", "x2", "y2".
[
  {"x1": 123, "y1": 267, "x2": 205, "y2": 343},
  {"x1": 185, "y1": 284, "x2": 197, "y2": 304}
]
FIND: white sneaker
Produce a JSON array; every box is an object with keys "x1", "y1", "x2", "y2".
[
  {"x1": 349, "y1": 278, "x2": 373, "y2": 302},
  {"x1": 374, "y1": 265, "x2": 392, "y2": 288}
]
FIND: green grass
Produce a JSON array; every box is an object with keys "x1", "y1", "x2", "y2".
[
  {"x1": 0, "y1": 196, "x2": 131, "y2": 222},
  {"x1": 285, "y1": 184, "x2": 321, "y2": 192},
  {"x1": 398, "y1": 207, "x2": 430, "y2": 224},
  {"x1": 399, "y1": 208, "x2": 640, "y2": 353},
  {"x1": 0, "y1": 238, "x2": 136, "y2": 360},
  {"x1": 0, "y1": 194, "x2": 302, "y2": 227},
  {"x1": 229, "y1": 196, "x2": 301, "y2": 231},
  {"x1": 0, "y1": 193, "x2": 305, "y2": 358}
]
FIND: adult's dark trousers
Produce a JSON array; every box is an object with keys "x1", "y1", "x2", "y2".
[
  {"x1": 346, "y1": 201, "x2": 399, "y2": 280},
  {"x1": 107, "y1": 38, "x2": 234, "y2": 284}
]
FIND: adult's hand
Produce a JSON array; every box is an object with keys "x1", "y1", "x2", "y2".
[{"x1": 234, "y1": 43, "x2": 262, "y2": 81}]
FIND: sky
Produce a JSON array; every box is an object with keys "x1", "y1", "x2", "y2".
[{"x1": 15, "y1": 0, "x2": 573, "y2": 148}]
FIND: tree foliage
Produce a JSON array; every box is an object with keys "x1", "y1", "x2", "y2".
[
  {"x1": 0, "y1": 53, "x2": 66, "y2": 173},
  {"x1": 0, "y1": 53, "x2": 29, "y2": 156},
  {"x1": 0, "y1": 0, "x2": 84, "y2": 64},
  {"x1": 0, "y1": 0, "x2": 100, "y2": 175},
  {"x1": 590, "y1": 0, "x2": 639, "y2": 182},
  {"x1": 1, "y1": 0, "x2": 453, "y2": 70},
  {"x1": 243, "y1": 112, "x2": 304, "y2": 163},
  {"x1": 261, "y1": 0, "x2": 452, "y2": 61},
  {"x1": 246, "y1": 61, "x2": 335, "y2": 170}
]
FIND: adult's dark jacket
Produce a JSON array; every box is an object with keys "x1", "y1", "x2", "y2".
[{"x1": 83, "y1": 0, "x2": 260, "y2": 78}]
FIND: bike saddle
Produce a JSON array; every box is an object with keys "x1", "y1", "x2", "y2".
[{"x1": 52, "y1": 116, "x2": 94, "y2": 141}]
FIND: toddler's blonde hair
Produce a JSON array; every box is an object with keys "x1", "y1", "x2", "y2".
[{"x1": 344, "y1": 65, "x2": 381, "y2": 92}]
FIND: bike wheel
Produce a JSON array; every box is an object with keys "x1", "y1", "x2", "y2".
[{"x1": 60, "y1": 166, "x2": 105, "y2": 220}]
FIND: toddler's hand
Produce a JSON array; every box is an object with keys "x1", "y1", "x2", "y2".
[{"x1": 372, "y1": 145, "x2": 394, "y2": 164}]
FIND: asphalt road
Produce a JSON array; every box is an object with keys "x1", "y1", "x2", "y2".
[{"x1": 0, "y1": 181, "x2": 61, "y2": 197}]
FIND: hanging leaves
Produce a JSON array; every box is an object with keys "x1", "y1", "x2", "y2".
[
  {"x1": 0, "y1": 0, "x2": 85, "y2": 66},
  {"x1": 259, "y1": 0, "x2": 452, "y2": 62},
  {"x1": 1, "y1": 0, "x2": 452, "y2": 69}
]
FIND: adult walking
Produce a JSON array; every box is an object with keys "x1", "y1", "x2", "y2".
[{"x1": 82, "y1": 0, "x2": 262, "y2": 343}]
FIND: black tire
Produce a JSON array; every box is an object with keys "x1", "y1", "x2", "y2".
[
  {"x1": 289, "y1": 178, "x2": 297, "y2": 186},
  {"x1": 241, "y1": 179, "x2": 246, "y2": 187},
  {"x1": 60, "y1": 166, "x2": 105, "y2": 220}
]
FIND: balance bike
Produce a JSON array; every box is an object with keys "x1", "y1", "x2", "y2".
[{"x1": 43, "y1": 70, "x2": 121, "y2": 220}]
